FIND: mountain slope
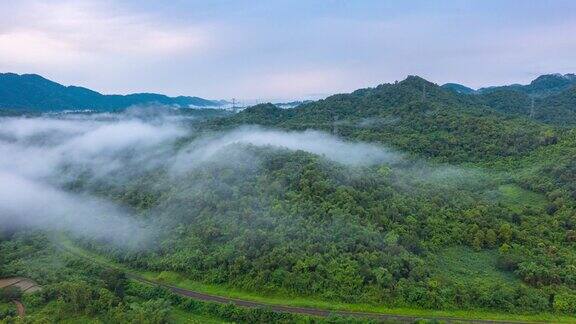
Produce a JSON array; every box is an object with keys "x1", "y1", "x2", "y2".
[
  {"x1": 441, "y1": 83, "x2": 476, "y2": 94},
  {"x1": 535, "y1": 87, "x2": 576, "y2": 126},
  {"x1": 0, "y1": 73, "x2": 221, "y2": 111},
  {"x1": 218, "y1": 76, "x2": 554, "y2": 162},
  {"x1": 473, "y1": 84, "x2": 576, "y2": 126},
  {"x1": 478, "y1": 73, "x2": 576, "y2": 97}
]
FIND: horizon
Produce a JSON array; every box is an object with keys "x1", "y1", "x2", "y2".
[
  {"x1": 1, "y1": 1, "x2": 575, "y2": 101},
  {"x1": 3, "y1": 71, "x2": 573, "y2": 104}
]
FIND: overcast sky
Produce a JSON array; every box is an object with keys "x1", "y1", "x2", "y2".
[{"x1": 1, "y1": 0, "x2": 575, "y2": 101}]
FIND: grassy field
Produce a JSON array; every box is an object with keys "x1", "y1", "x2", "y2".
[
  {"x1": 431, "y1": 246, "x2": 521, "y2": 286},
  {"x1": 497, "y1": 184, "x2": 547, "y2": 212},
  {"x1": 55, "y1": 235, "x2": 576, "y2": 323}
]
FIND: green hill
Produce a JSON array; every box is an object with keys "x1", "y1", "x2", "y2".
[
  {"x1": 218, "y1": 76, "x2": 555, "y2": 162},
  {"x1": 0, "y1": 73, "x2": 222, "y2": 111}
]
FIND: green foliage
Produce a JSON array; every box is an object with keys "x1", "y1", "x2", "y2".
[
  {"x1": 215, "y1": 76, "x2": 555, "y2": 162},
  {"x1": 66, "y1": 143, "x2": 576, "y2": 315},
  {"x1": 0, "y1": 286, "x2": 22, "y2": 302},
  {"x1": 0, "y1": 72, "x2": 221, "y2": 111},
  {"x1": 4, "y1": 74, "x2": 576, "y2": 321}
]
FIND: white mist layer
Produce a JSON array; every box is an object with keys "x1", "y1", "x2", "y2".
[
  {"x1": 173, "y1": 126, "x2": 401, "y2": 171},
  {"x1": 0, "y1": 171, "x2": 148, "y2": 246},
  {"x1": 0, "y1": 111, "x2": 400, "y2": 246},
  {"x1": 0, "y1": 111, "x2": 186, "y2": 246}
]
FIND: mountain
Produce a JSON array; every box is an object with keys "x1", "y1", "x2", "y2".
[
  {"x1": 0, "y1": 73, "x2": 223, "y2": 111},
  {"x1": 217, "y1": 76, "x2": 553, "y2": 162},
  {"x1": 534, "y1": 86, "x2": 576, "y2": 126},
  {"x1": 478, "y1": 73, "x2": 576, "y2": 97},
  {"x1": 4, "y1": 73, "x2": 576, "y2": 322},
  {"x1": 413, "y1": 75, "x2": 576, "y2": 126},
  {"x1": 441, "y1": 83, "x2": 476, "y2": 94},
  {"x1": 473, "y1": 79, "x2": 576, "y2": 125}
]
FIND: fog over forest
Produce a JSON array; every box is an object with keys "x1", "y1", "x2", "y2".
[{"x1": 0, "y1": 109, "x2": 411, "y2": 247}]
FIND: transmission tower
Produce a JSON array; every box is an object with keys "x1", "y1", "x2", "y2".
[{"x1": 422, "y1": 83, "x2": 426, "y2": 102}]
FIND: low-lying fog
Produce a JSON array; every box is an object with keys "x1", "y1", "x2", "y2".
[{"x1": 0, "y1": 108, "x2": 403, "y2": 246}]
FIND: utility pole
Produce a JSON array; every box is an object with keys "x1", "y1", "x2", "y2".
[
  {"x1": 333, "y1": 114, "x2": 338, "y2": 136},
  {"x1": 231, "y1": 98, "x2": 237, "y2": 112},
  {"x1": 529, "y1": 97, "x2": 535, "y2": 118}
]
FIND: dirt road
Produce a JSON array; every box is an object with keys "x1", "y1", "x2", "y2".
[
  {"x1": 56, "y1": 242, "x2": 546, "y2": 324},
  {"x1": 12, "y1": 300, "x2": 25, "y2": 317},
  {"x1": 129, "y1": 274, "x2": 539, "y2": 323}
]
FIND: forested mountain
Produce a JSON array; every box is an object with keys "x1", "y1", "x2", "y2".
[
  {"x1": 441, "y1": 74, "x2": 576, "y2": 125},
  {"x1": 535, "y1": 87, "x2": 576, "y2": 126},
  {"x1": 0, "y1": 73, "x2": 222, "y2": 111},
  {"x1": 479, "y1": 73, "x2": 576, "y2": 97},
  {"x1": 441, "y1": 83, "x2": 476, "y2": 94},
  {"x1": 442, "y1": 74, "x2": 576, "y2": 98},
  {"x1": 2, "y1": 74, "x2": 576, "y2": 323},
  {"x1": 472, "y1": 83, "x2": 576, "y2": 126},
  {"x1": 218, "y1": 76, "x2": 557, "y2": 162}
]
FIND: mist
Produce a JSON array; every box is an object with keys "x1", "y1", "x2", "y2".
[
  {"x1": 0, "y1": 109, "x2": 408, "y2": 248},
  {"x1": 172, "y1": 126, "x2": 402, "y2": 172},
  {"x1": 0, "y1": 109, "x2": 187, "y2": 247},
  {"x1": 0, "y1": 171, "x2": 150, "y2": 247}
]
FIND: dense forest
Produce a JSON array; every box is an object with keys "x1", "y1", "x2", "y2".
[{"x1": 2, "y1": 74, "x2": 576, "y2": 323}]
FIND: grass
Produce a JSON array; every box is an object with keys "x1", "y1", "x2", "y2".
[
  {"x1": 497, "y1": 184, "x2": 547, "y2": 212},
  {"x1": 55, "y1": 235, "x2": 576, "y2": 323},
  {"x1": 0, "y1": 301, "x2": 15, "y2": 313},
  {"x1": 431, "y1": 246, "x2": 520, "y2": 286}
]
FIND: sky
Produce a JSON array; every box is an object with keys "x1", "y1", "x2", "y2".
[{"x1": 0, "y1": 0, "x2": 575, "y2": 101}]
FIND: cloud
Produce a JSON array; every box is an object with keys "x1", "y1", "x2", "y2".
[
  {"x1": 0, "y1": 171, "x2": 150, "y2": 247},
  {"x1": 0, "y1": 1, "x2": 211, "y2": 69},
  {"x1": 0, "y1": 110, "x2": 191, "y2": 247},
  {"x1": 2, "y1": 1, "x2": 575, "y2": 98},
  {"x1": 0, "y1": 112, "x2": 186, "y2": 180},
  {"x1": 173, "y1": 126, "x2": 401, "y2": 171},
  {"x1": 0, "y1": 111, "x2": 403, "y2": 247}
]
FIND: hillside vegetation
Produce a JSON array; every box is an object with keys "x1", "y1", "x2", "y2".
[{"x1": 2, "y1": 74, "x2": 576, "y2": 323}]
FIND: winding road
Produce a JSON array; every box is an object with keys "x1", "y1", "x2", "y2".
[{"x1": 131, "y1": 273, "x2": 537, "y2": 323}]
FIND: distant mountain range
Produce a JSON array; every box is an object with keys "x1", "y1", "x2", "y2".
[
  {"x1": 442, "y1": 73, "x2": 576, "y2": 97},
  {"x1": 2, "y1": 72, "x2": 575, "y2": 117},
  {"x1": 440, "y1": 73, "x2": 576, "y2": 126},
  {"x1": 0, "y1": 73, "x2": 224, "y2": 112},
  {"x1": 223, "y1": 73, "x2": 576, "y2": 152}
]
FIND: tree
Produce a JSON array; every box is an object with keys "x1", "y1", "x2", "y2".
[{"x1": 0, "y1": 286, "x2": 22, "y2": 302}]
